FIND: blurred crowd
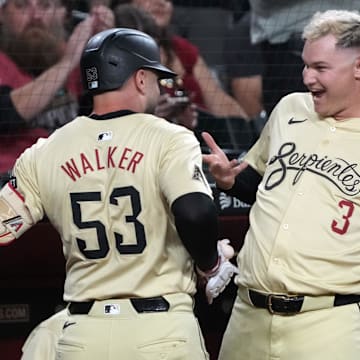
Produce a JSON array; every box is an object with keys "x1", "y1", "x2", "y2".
[{"x1": 1, "y1": 0, "x2": 359, "y2": 178}]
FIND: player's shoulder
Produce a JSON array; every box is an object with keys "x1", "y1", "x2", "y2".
[
  {"x1": 265, "y1": 92, "x2": 315, "y2": 130},
  {"x1": 143, "y1": 114, "x2": 200, "y2": 151},
  {"x1": 144, "y1": 113, "x2": 194, "y2": 135},
  {"x1": 271, "y1": 92, "x2": 313, "y2": 119},
  {"x1": 277, "y1": 92, "x2": 312, "y2": 107}
]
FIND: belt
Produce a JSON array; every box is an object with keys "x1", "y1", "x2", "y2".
[
  {"x1": 68, "y1": 296, "x2": 170, "y2": 315},
  {"x1": 248, "y1": 289, "x2": 360, "y2": 316}
]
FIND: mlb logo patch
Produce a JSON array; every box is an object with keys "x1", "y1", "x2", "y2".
[
  {"x1": 104, "y1": 304, "x2": 120, "y2": 315},
  {"x1": 88, "y1": 81, "x2": 98, "y2": 89},
  {"x1": 98, "y1": 131, "x2": 113, "y2": 141}
]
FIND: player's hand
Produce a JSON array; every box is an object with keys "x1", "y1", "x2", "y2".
[
  {"x1": 197, "y1": 239, "x2": 239, "y2": 304},
  {"x1": 202, "y1": 132, "x2": 248, "y2": 190}
]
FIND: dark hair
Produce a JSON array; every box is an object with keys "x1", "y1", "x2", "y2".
[
  {"x1": 112, "y1": 3, "x2": 174, "y2": 67},
  {"x1": 111, "y1": 0, "x2": 129, "y2": 8},
  {"x1": 113, "y1": 4, "x2": 161, "y2": 42}
]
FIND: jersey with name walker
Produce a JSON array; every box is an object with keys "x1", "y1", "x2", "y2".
[
  {"x1": 13, "y1": 112, "x2": 212, "y2": 302},
  {"x1": 239, "y1": 92, "x2": 360, "y2": 295}
]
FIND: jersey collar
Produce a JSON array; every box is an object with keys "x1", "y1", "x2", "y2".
[{"x1": 89, "y1": 110, "x2": 135, "y2": 120}]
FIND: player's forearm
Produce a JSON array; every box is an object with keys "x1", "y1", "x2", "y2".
[
  {"x1": 9, "y1": 58, "x2": 73, "y2": 121},
  {"x1": 204, "y1": 91, "x2": 249, "y2": 119},
  {"x1": 172, "y1": 192, "x2": 219, "y2": 271},
  {"x1": 231, "y1": 76, "x2": 264, "y2": 119},
  {"x1": 194, "y1": 57, "x2": 249, "y2": 119}
]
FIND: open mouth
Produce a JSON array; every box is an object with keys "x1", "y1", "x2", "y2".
[{"x1": 311, "y1": 89, "x2": 325, "y2": 99}]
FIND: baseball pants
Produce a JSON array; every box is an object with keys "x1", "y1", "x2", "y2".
[
  {"x1": 56, "y1": 293, "x2": 209, "y2": 360},
  {"x1": 218, "y1": 288, "x2": 360, "y2": 360}
]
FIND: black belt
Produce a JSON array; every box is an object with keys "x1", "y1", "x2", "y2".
[
  {"x1": 249, "y1": 289, "x2": 360, "y2": 315},
  {"x1": 68, "y1": 296, "x2": 170, "y2": 314}
]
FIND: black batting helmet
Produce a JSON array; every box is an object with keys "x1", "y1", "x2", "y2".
[{"x1": 81, "y1": 28, "x2": 177, "y2": 94}]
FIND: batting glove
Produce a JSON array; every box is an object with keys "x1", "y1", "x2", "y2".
[{"x1": 197, "y1": 239, "x2": 239, "y2": 304}]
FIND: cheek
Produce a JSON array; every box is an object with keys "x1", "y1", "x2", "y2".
[
  {"x1": 162, "y1": 13, "x2": 172, "y2": 26},
  {"x1": 161, "y1": 5, "x2": 172, "y2": 25},
  {"x1": 326, "y1": 72, "x2": 353, "y2": 95},
  {"x1": 41, "y1": 11, "x2": 59, "y2": 26},
  {"x1": 153, "y1": 82, "x2": 160, "y2": 98},
  {"x1": 5, "y1": 13, "x2": 28, "y2": 34}
]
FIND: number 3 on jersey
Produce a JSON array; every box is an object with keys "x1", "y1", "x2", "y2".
[
  {"x1": 70, "y1": 186, "x2": 146, "y2": 259},
  {"x1": 331, "y1": 199, "x2": 354, "y2": 235}
]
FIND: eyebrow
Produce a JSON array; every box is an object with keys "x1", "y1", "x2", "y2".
[{"x1": 302, "y1": 56, "x2": 329, "y2": 66}]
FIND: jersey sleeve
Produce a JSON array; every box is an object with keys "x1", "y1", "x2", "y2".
[
  {"x1": 244, "y1": 121, "x2": 270, "y2": 176},
  {"x1": 159, "y1": 128, "x2": 212, "y2": 206},
  {"x1": 244, "y1": 97, "x2": 284, "y2": 175},
  {"x1": 12, "y1": 140, "x2": 46, "y2": 223}
]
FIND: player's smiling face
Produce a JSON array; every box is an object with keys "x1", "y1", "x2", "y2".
[{"x1": 302, "y1": 33, "x2": 360, "y2": 120}]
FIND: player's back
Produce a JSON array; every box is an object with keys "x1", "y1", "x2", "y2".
[{"x1": 14, "y1": 112, "x2": 209, "y2": 301}]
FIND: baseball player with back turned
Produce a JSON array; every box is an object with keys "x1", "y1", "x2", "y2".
[
  {"x1": 0, "y1": 28, "x2": 238, "y2": 360},
  {"x1": 203, "y1": 9, "x2": 360, "y2": 360}
]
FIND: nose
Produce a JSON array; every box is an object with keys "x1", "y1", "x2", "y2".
[
  {"x1": 28, "y1": 3, "x2": 45, "y2": 20},
  {"x1": 302, "y1": 66, "x2": 316, "y2": 87}
]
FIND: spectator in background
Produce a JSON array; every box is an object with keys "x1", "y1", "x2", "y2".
[
  {"x1": 112, "y1": 0, "x2": 249, "y2": 121},
  {"x1": 247, "y1": 0, "x2": 359, "y2": 114},
  {"x1": 223, "y1": 11, "x2": 267, "y2": 135},
  {"x1": 0, "y1": 0, "x2": 114, "y2": 174},
  {"x1": 112, "y1": 3, "x2": 198, "y2": 130},
  {"x1": 171, "y1": 0, "x2": 238, "y2": 73}
]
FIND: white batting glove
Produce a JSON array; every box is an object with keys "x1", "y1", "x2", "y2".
[{"x1": 197, "y1": 239, "x2": 239, "y2": 304}]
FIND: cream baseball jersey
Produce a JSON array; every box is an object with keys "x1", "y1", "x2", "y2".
[
  {"x1": 13, "y1": 112, "x2": 212, "y2": 301},
  {"x1": 237, "y1": 92, "x2": 360, "y2": 295}
]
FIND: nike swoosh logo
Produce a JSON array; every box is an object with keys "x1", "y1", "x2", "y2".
[
  {"x1": 63, "y1": 321, "x2": 76, "y2": 330},
  {"x1": 288, "y1": 117, "x2": 308, "y2": 124}
]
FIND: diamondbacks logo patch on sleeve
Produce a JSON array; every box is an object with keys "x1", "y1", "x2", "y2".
[{"x1": 192, "y1": 165, "x2": 206, "y2": 184}]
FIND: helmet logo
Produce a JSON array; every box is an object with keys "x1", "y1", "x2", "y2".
[{"x1": 86, "y1": 66, "x2": 99, "y2": 89}]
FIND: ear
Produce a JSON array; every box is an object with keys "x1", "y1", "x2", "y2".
[
  {"x1": 354, "y1": 56, "x2": 360, "y2": 80},
  {"x1": 134, "y1": 69, "x2": 147, "y2": 94}
]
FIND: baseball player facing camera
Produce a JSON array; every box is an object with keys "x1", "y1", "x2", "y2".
[
  {"x1": 0, "y1": 28, "x2": 237, "y2": 359},
  {"x1": 203, "y1": 9, "x2": 360, "y2": 360}
]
